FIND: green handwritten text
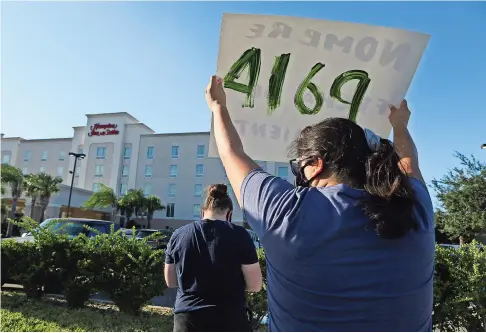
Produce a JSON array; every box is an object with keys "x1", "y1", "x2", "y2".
[
  {"x1": 294, "y1": 63, "x2": 325, "y2": 115},
  {"x1": 329, "y1": 70, "x2": 371, "y2": 123},
  {"x1": 224, "y1": 48, "x2": 261, "y2": 108},
  {"x1": 267, "y1": 53, "x2": 290, "y2": 114}
]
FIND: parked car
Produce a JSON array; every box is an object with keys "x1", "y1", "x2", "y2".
[
  {"x1": 121, "y1": 228, "x2": 135, "y2": 238},
  {"x1": 11, "y1": 218, "x2": 120, "y2": 243},
  {"x1": 135, "y1": 229, "x2": 172, "y2": 249}
]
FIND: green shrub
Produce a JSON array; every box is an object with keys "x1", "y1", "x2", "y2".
[
  {"x1": 13, "y1": 217, "x2": 92, "y2": 304},
  {"x1": 3, "y1": 218, "x2": 95, "y2": 307},
  {"x1": 58, "y1": 235, "x2": 94, "y2": 308},
  {"x1": 246, "y1": 248, "x2": 267, "y2": 330},
  {"x1": 1, "y1": 219, "x2": 167, "y2": 312},
  {"x1": 433, "y1": 242, "x2": 486, "y2": 331},
  {"x1": 1, "y1": 239, "x2": 45, "y2": 298},
  {"x1": 87, "y1": 227, "x2": 167, "y2": 315}
]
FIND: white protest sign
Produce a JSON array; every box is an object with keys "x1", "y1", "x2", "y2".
[{"x1": 208, "y1": 14, "x2": 430, "y2": 162}]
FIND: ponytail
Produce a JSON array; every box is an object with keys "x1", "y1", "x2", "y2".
[{"x1": 360, "y1": 139, "x2": 418, "y2": 239}]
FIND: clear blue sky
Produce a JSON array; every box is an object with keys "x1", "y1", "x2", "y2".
[{"x1": 2, "y1": 1, "x2": 485, "y2": 195}]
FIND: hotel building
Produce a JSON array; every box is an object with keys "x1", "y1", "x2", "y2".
[{"x1": 1, "y1": 112, "x2": 295, "y2": 229}]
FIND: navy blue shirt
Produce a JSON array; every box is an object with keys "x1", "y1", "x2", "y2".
[
  {"x1": 241, "y1": 170, "x2": 435, "y2": 332},
  {"x1": 165, "y1": 220, "x2": 258, "y2": 314}
]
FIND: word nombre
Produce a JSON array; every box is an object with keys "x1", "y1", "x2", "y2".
[{"x1": 224, "y1": 48, "x2": 370, "y2": 123}]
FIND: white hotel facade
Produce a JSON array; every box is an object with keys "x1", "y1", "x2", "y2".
[{"x1": 1, "y1": 112, "x2": 295, "y2": 229}]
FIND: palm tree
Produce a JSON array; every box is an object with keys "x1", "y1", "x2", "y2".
[
  {"x1": 34, "y1": 172, "x2": 63, "y2": 222},
  {"x1": 144, "y1": 195, "x2": 165, "y2": 229},
  {"x1": 117, "y1": 189, "x2": 147, "y2": 227},
  {"x1": 1, "y1": 165, "x2": 25, "y2": 236},
  {"x1": 120, "y1": 189, "x2": 145, "y2": 218},
  {"x1": 24, "y1": 173, "x2": 41, "y2": 220},
  {"x1": 83, "y1": 184, "x2": 119, "y2": 221}
]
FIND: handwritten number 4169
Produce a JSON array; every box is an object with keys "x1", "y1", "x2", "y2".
[{"x1": 224, "y1": 47, "x2": 371, "y2": 123}]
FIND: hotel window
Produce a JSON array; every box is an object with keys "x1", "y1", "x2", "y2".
[
  {"x1": 169, "y1": 165, "x2": 178, "y2": 177},
  {"x1": 39, "y1": 166, "x2": 45, "y2": 173},
  {"x1": 171, "y1": 145, "x2": 179, "y2": 158},
  {"x1": 277, "y1": 166, "x2": 289, "y2": 181},
  {"x1": 41, "y1": 151, "x2": 48, "y2": 161},
  {"x1": 121, "y1": 165, "x2": 129, "y2": 177},
  {"x1": 194, "y1": 184, "x2": 202, "y2": 197},
  {"x1": 23, "y1": 151, "x2": 31, "y2": 162},
  {"x1": 197, "y1": 145, "x2": 205, "y2": 158},
  {"x1": 144, "y1": 183, "x2": 153, "y2": 196},
  {"x1": 146, "y1": 146, "x2": 154, "y2": 159},
  {"x1": 2, "y1": 155, "x2": 10, "y2": 164},
  {"x1": 59, "y1": 151, "x2": 65, "y2": 161},
  {"x1": 22, "y1": 167, "x2": 28, "y2": 175},
  {"x1": 123, "y1": 147, "x2": 132, "y2": 159},
  {"x1": 75, "y1": 167, "x2": 80, "y2": 177},
  {"x1": 78, "y1": 147, "x2": 84, "y2": 154},
  {"x1": 120, "y1": 184, "x2": 128, "y2": 195},
  {"x1": 92, "y1": 183, "x2": 101, "y2": 192},
  {"x1": 168, "y1": 184, "x2": 176, "y2": 197},
  {"x1": 145, "y1": 165, "x2": 153, "y2": 177},
  {"x1": 193, "y1": 204, "x2": 201, "y2": 218},
  {"x1": 227, "y1": 184, "x2": 234, "y2": 197},
  {"x1": 166, "y1": 203, "x2": 175, "y2": 218},
  {"x1": 96, "y1": 147, "x2": 106, "y2": 159},
  {"x1": 57, "y1": 166, "x2": 64, "y2": 177},
  {"x1": 94, "y1": 165, "x2": 104, "y2": 177},
  {"x1": 196, "y1": 164, "x2": 204, "y2": 177}
]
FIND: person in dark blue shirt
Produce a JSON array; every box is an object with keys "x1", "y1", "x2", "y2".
[
  {"x1": 164, "y1": 184, "x2": 262, "y2": 332},
  {"x1": 205, "y1": 76, "x2": 434, "y2": 332}
]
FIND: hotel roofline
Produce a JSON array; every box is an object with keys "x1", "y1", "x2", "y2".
[
  {"x1": 1, "y1": 136, "x2": 73, "y2": 142},
  {"x1": 141, "y1": 131, "x2": 210, "y2": 137},
  {"x1": 1, "y1": 132, "x2": 210, "y2": 141},
  {"x1": 85, "y1": 112, "x2": 140, "y2": 123}
]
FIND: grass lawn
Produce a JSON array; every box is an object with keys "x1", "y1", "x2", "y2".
[{"x1": 0, "y1": 291, "x2": 173, "y2": 332}]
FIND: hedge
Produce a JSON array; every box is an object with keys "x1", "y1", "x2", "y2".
[
  {"x1": 1, "y1": 218, "x2": 167, "y2": 315},
  {"x1": 1, "y1": 217, "x2": 485, "y2": 331}
]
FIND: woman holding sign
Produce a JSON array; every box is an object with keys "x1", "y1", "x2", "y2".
[{"x1": 205, "y1": 76, "x2": 434, "y2": 332}]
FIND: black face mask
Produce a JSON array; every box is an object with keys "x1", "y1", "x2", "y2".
[{"x1": 290, "y1": 158, "x2": 317, "y2": 187}]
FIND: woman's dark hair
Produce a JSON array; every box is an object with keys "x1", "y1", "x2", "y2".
[
  {"x1": 289, "y1": 118, "x2": 417, "y2": 239},
  {"x1": 203, "y1": 184, "x2": 233, "y2": 213}
]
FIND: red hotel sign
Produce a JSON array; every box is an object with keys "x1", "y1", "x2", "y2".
[{"x1": 88, "y1": 123, "x2": 120, "y2": 137}]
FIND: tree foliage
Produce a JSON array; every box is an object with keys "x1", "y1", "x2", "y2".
[
  {"x1": 434, "y1": 242, "x2": 486, "y2": 331},
  {"x1": 144, "y1": 195, "x2": 165, "y2": 229},
  {"x1": 1, "y1": 165, "x2": 25, "y2": 235},
  {"x1": 83, "y1": 185, "x2": 166, "y2": 227},
  {"x1": 33, "y1": 173, "x2": 63, "y2": 222},
  {"x1": 118, "y1": 189, "x2": 145, "y2": 221},
  {"x1": 431, "y1": 152, "x2": 486, "y2": 244},
  {"x1": 24, "y1": 173, "x2": 41, "y2": 218},
  {"x1": 83, "y1": 184, "x2": 119, "y2": 220}
]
